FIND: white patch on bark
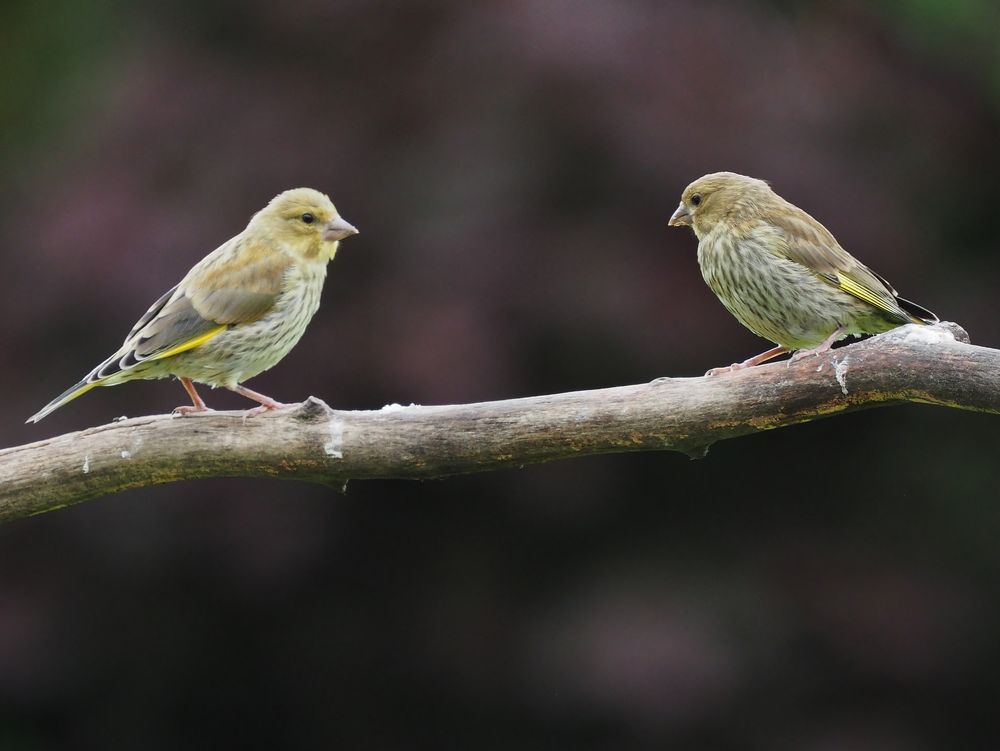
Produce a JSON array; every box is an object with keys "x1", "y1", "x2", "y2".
[
  {"x1": 834, "y1": 355, "x2": 850, "y2": 395},
  {"x1": 82, "y1": 455, "x2": 90, "y2": 474},
  {"x1": 896, "y1": 323, "x2": 955, "y2": 346},
  {"x1": 380, "y1": 402, "x2": 421, "y2": 412},
  {"x1": 324, "y1": 416, "x2": 344, "y2": 459}
]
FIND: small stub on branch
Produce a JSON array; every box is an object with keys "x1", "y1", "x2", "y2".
[
  {"x1": 292, "y1": 396, "x2": 332, "y2": 421},
  {"x1": 934, "y1": 321, "x2": 969, "y2": 344}
]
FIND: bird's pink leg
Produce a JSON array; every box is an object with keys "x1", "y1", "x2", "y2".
[
  {"x1": 229, "y1": 384, "x2": 289, "y2": 417},
  {"x1": 788, "y1": 325, "x2": 847, "y2": 365},
  {"x1": 706, "y1": 345, "x2": 788, "y2": 376},
  {"x1": 173, "y1": 377, "x2": 214, "y2": 415}
]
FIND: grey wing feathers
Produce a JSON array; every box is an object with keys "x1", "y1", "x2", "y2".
[
  {"x1": 123, "y1": 285, "x2": 179, "y2": 343},
  {"x1": 94, "y1": 290, "x2": 224, "y2": 380}
]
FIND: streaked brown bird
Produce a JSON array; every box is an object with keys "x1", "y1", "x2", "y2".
[
  {"x1": 28, "y1": 188, "x2": 358, "y2": 423},
  {"x1": 668, "y1": 172, "x2": 936, "y2": 375}
]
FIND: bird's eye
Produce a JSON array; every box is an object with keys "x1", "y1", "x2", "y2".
[
  {"x1": 691, "y1": 194, "x2": 702, "y2": 207},
  {"x1": 301, "y1": 212, "x2": 315, "y2": 224}
]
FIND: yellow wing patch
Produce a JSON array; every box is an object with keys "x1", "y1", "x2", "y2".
[
  {"x1": 147, "y1": 325, "x2": 227, "y2": 361},
  {"x1": 836, "y1": 274, "x2": 897, "y2": 316}
]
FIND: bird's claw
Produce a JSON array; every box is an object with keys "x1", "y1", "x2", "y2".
[
  {"x1": 787, "y1": 347, "x2": 827, "y2": 366},
  {"x1": 705, "y1": 362, "x2": 747, "y2": 376},
  {"x1": 243, "y1": 402, "x2": 288, "y2": 419},
  {"x1": 172, "y1": 405, "x2": 214, "y2": 416}
]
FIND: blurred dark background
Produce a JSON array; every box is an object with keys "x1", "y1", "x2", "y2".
[{"x1": 3, "y1": 0, "x2": 1000, "y2": 748}]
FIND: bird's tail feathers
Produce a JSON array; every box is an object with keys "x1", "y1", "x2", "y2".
[{"x1": 26, "y1": 378, "x2": 102, "y2": 423}]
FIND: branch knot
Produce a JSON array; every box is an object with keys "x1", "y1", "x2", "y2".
[{"x1": 291, "y1": 396, "x2": 332, "y2": 422}]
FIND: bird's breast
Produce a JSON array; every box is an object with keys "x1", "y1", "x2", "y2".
[
  {"x1": 166, "y1": 262, "x2": 329, "y2": 387},
  {"x1": 696, "y1": 225, "x2": 865, "y2": 349}
]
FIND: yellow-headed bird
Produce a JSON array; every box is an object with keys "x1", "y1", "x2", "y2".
[{"x1": 28, "y1": 188, "x2": 358, "y2": 423}]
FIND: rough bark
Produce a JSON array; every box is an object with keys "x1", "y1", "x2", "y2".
[{"x1": 1, "y1": 322, "x2": 993, "y2": 522}]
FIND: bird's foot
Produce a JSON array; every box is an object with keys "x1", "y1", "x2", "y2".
[
  {"x1": 172, "y1": 405, "x2": 215, "y2": 416},
  {"x1": 705, "y1": 345, "x2": 790, "y2": 376},
  {"x1": 243, "y1": 401, "x2": 288, "y2": 418},
  {"x1": 786, "y1": 327, "x2": 846, "y2": 366},
  {"x1": 705, "y1": 362, "x2": 748, "y2": 376},
  {"x1": 787, "y1": 347, "x2": 825, "y2": 365},
  {"x1": 176, "y1": 377, "x2": 212, "y2": 414},
  {"x1": 228, "y1": 384, "x2": 289, "y2": 418}
]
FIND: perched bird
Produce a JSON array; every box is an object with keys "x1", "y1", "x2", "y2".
[
  {"x1": 28, "y1": 188, "x2": 358, "y2": 423},
  {"x1": 668, "y1": 172, "x2": 936, "y2": 375}
]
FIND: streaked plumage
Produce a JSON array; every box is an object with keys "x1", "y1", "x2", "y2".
[
  {"x1": 668, "y1": 172, "x2": 936, "y2": 375},
  {"x1": 28, "y1": 188, "x2": 358, "y2": 423}
]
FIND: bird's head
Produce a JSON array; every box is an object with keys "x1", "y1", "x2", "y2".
[
  {"x1": 251, "y1": 187, "x2": 359, "y2": 262},
  {"x1": 668, "y1": 172, "x2": 772, "y2": 240}
]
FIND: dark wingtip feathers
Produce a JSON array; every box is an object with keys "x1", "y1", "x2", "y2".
[{"x1": 897, "y1": 296, "x2": 938, "y2": 325}]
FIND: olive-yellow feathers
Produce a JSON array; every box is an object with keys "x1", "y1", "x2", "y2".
[
  {"x1": 669, "y1": 172, "x2": 936, "y2": 375},
  {"x1": 28, "y1": 188, "x2": 358, "y2": 423}
]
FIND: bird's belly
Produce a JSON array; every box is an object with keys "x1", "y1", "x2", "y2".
[
  {"x1": 167, "y1": 281, "x2": 323, "y2": 387},
  {"x1": 699, "y1": 236, "x2": 875, "y2": 350}
]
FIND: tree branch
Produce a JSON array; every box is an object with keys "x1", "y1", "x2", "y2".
[{"x1": 1, "y1": 322, "x2": 994, "y2": 522}]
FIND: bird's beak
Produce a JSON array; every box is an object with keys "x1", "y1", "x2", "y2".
[
  {"x1": 668, "y1": 202, "x2": 692, "y2": 227},
  {"x1": 324, "y1": 216, "x2": 359, "y2": 242}
]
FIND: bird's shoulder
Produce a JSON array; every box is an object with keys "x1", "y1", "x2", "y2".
[
  {"x1": 184, "y1": 233, "x2": 294, "y2": 295},
  {"x1": 179, "y1": 233, "x2": 295, "y2": 324},
  {"x1": 756, "y1": 203, "x2": 857, "y2": 278}
]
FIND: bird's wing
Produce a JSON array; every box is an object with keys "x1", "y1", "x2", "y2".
[
  {"x1": 93, "y1": 239, "x2": 292, "y2": 380},
  {"x1": 767, "y1": 209, "x2": 912, "y2": 323},
  {"x1": 181, "y1": 238, "x2": 293, "y2": 324}
]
